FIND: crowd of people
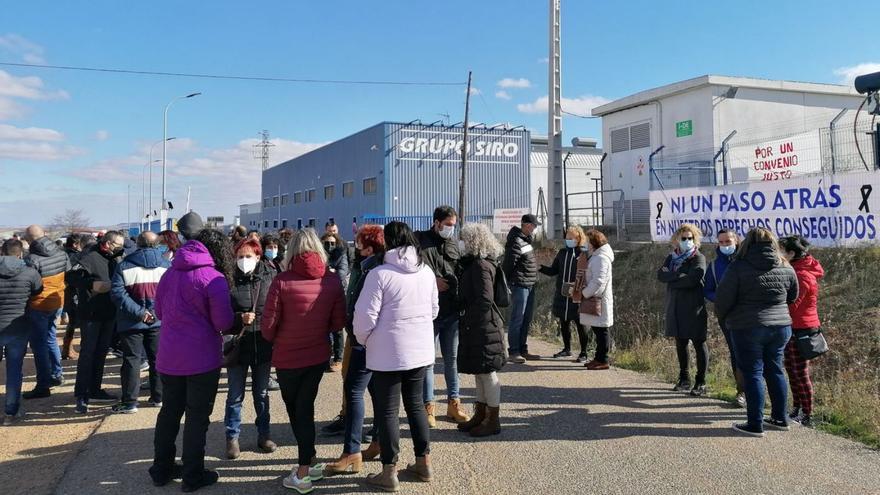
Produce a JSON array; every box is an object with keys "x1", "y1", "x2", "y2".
[{"x1": 0, "y1": 207, "x2": 828, "y2": 491}]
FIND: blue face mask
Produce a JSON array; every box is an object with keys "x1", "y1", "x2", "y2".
[
  {"x1": 564, "y1": 239, "x2": 577, "y2": 249},
  {"x1": 264, "y1": 248, "x2": 278, "y2": 260},
  {"x1": 680, "y1": 239, "x2": 695, "y2": 252},
  {"x1": 157, "y1": 245, "x2": 168, "y2": 255},
  {"x1": 719, "y1": 245, "x2": 736, "y2": 256}
]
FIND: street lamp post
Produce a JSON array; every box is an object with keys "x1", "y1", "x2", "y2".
[
  {"x1": 161, "y1": 93, "x2": 200, "y2": 227},
  {"x1": 149, "y1": 137, "x2": 176, "y2": 231}
]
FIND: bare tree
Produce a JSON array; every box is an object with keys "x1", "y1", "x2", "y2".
[{"x1": 50, "y1": 209, "x2": 90, "y2": 234}]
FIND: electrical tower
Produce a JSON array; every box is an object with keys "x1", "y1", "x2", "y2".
[
  {"x1": 547, "y1": 0, "x2": 563, "y2": 238},
  {"x1": 253, "y1": 130, "x2": 275, "y2": 170}
]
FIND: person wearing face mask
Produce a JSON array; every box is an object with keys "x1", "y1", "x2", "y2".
[
  {"x1": 414, "y1": 205, "x2": 469, "y2": 427},
  {"x1": 540, "y1": 226, "x2": 590, "y2": 362},
  {"x1": 261, "y1": 234, "x2": 282, "y2": 274},
  {"x1": 69, "y1": 230, "x2": 126, "y2": 413},
  {"x1": 157, "y1": 230, "x2": 181, "y2": 261},
  {"x1": 503, "y1": 214, "x2": 542, "y2": 364},
  {"x1": 704, "y1": 228, "x2": 745, "y2": 405},
  {"x1": 579, "y1": 229, "x2": 615, "y2": 370},
  {"x1": 322, "y1": 232, "x2": 349, "y2": 373},
  {"x1": 223, "y1": 238, "x2": 277, "y2": 459},
  {"x1": 658, "y1": 224, "x2": 708, "y2": 396}
]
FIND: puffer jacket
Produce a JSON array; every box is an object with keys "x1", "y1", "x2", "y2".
[
  {"x1": 503, "y1": 226, "x2": 537, "y2": 288},
  {"x1": 261, "y1": 252, "x2": 346, "y2": 370},
  {"x1": 353, "y1": 246, "x2": 439, "y2": 372},
  {"x1": 539, "y1": 247, "x2": 582, "y2": 320},
  {"x1": 789, "y1": 255, "x2": 824, "y2": 329},
  {"x1": 228, "y1": 260, "x2": 275, "y2": 366},
  {"x1": 415, "y1": 228, "x2": 460, "y2": 318},
  {"x1": 580, "y1": 244, "x2": 615, "y2": 329},
  {"x1": 715, "y1": 242, "x2": 799, "y2": 331},
  {"x1": 154, "y1": 240, "x2": 234, "y2": 376},
  {"x1": 110, "y1": 247, "x2": 170, "y2": 332},
  {"x1": 25, "y1": 236, "x2": 69, "y2": 312},
  {"x1": 0, "y1": 257, "x2": 43, "y2": 334},
  {"x1": 457, "y1": 255, "x2": 505, "y2": 375}
]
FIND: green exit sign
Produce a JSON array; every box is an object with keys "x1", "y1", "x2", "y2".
[{"x1": 676, "y1": 120, "x2": 693, "y2": 137}]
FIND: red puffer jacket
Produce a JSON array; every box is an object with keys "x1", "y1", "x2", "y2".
[
  {"x1": 788, "y1": 255, "x2": 824, "y2": 329},
  {"x1": 261, "y1": 252, "x2": 346, "y2": 369}
]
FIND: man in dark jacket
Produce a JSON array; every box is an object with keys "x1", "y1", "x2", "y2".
[
  {"x1": 503, "y1": 214, "x2": 541, "y2": 363},
  {"x1": 70, "y1": 230, "x2": 125, "y2": 413},
  {"x1": 414, "y1": 205, "x2": 469, "y2": 425},
  {"x1": 0, "y1": 239, "x2": 43, "y2": 424},
  {"x1": 22, "y1": 225, "x2": 70, "y2": 399},
  {"x1": 61, "y1": 234, "x2": 84, "y2": 360},
  {"x1": 109, "y1": 232, "x2": 170, "y2": 414}
]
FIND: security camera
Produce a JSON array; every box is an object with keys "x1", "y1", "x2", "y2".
[{"x1": 854, "y1": 71, "x2": 880, "y2": 94}]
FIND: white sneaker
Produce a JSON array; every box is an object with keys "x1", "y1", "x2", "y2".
[
  {"x1": 282, "y1": 470, "x2": 313, "y2": 494},
  {"x1": 308, "y1": 463, "x2": 326, "y2": 481}
]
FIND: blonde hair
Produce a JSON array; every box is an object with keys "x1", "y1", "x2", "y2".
[
  {"x1": 672, "y1": 223, "x2": 702, "y2": 248},
  {"x1": 281, "y1": 228, "x2": 327, "y2": 270},
  {"x1": 460, "y1": 223, "x2": 503, "y2": 259},
  {"x1": 565, "y1": 225, "x2": 587, "y2": 247},
  {"x1": 738, "y1": 227, "x2": 787, "y2": 265}
]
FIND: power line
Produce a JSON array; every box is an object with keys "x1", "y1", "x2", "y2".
[{"x1": 0, "y1": 61, "x2": 466, "y2": 87}]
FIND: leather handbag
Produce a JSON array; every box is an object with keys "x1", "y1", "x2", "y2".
[
  {"x1": 579, "y1": 296, "x2": 602, "y2": 316},
  {"x1": 793, "y1": 328, "x2": 829, "y2": 360}
]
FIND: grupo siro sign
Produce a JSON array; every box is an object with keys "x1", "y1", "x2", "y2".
[
  {"x1": 649, "y1": 170, "x2": 877, "y2": 247},
  {"x1": 396, "y1": 127, "x2": 523, "y2": 165},
  {"x1": 727, "y1": 130, "x2": 822, "y2": 182}
]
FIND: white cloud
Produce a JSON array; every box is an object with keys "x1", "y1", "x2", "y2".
[
  {"x1": 95, "y1": 130, "x2": 110, "y2": 141},
  {"x1": 465, "y1": 87, "x2": 481, "y2": 96},
  {"x1": 517, "y1": 94, "x2": 611, "y2": 116},
  {"x1": 0, "y1": 33, "x2": 45, "y2": 64},
  {"x1": 497, "y1": 78, "x2": 532, "y2": 89},
  {"x1": 495, "y1": 90, "x2": 512, "y2": 100},
  {"x1": 0, "y1": 97, "x2": 26, "y2": 119},
  {"x1": 0, "y1": 70, "x2": 68, "y2": 101},
  {"x1": 0, "y1": 123, "x2": 64, "y2": 141},
  {"x1": 834, "y1": 62, "x2": 880, "y2": 86},
  {"x1": 538, "y1": 57, "x2": 549, "y2": 64},
  {"x1": 0, "y1": 141, "x2": 83, "y2": 161}
]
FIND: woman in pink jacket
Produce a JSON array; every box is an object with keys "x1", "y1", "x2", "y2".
[{"x1": 353, "y1": 221, "x2": 439, "y2": 492}]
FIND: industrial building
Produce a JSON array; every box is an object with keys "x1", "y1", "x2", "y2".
[{"x1": 592, "y1": 75, "x2": 869, "y2": 234}]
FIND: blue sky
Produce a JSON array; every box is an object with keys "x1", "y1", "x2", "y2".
[{"x1": 1, "y1": 0, "x2": 877, "y2": 227}]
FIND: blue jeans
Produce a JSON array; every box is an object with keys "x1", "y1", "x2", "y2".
[
  {"x1": 731, "y1": 325, "x2": 791, "y2": 429},
  {"x1": 27, "y1": 308, "x2": 63, "y2": 390},
  {"x1": 224, "y1": 361, "x2": 271, "y2": 439},
  {"x1": 508, "y1": 285, "x2": 536, "y2": 355},
  {"x1": 423, "y1": 314, "x2": 460, "y2": 402},
  {"x1": 1, "y1": 329, "x2": 28, "y2": 415},
  {"x1": 343, "y1": 344, "x2": 373, "y2": 454}
]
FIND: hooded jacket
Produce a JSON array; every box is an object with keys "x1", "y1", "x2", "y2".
[
  {"x1": 154, "y1": 240, "x2": 234, "y2": 376},
  {"x1": 228, "y1": 260, "x2": 276, "y2": 366},
  {"x1": 715, "y1": 242, "x2": 799, "y2": 331},
  {"x1": 353, "y1": 246, "x2": 439, "y2": 372},
  {"x1": 25, "y1": 236, "x2": 69, "y2": 312},
  {"x1": 261, "y1": 251, "x2": 346, "y2": 370},
  {"x1": 503, "y1": 226, "x2": 537, "y2": 288},
  {"x1": 0, "y1": 256, "x2": 42, "y2": 334},
  {"x1": 415, "y1": 228, "x2": 460, "y2": 318},
  {"x1": 580, "y1": 244, "x2": 615, "y2": 328},
  {"x1": 539, "y1": 246, "x2": 583, "y2": 320},
  {"x1": 110, "y1": 247, "x2": 170, "y2": 332},
  {"x1": 789, "y1": 255, "x2": 824, "y2": 329}
]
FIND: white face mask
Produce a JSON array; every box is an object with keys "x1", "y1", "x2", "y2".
[
  {"x1": 237, "y1": 257, "x2": 257, "y2": 274},
  {"x1": 680, "y1": 239, "x2": 695, "y2": 252},
  {"x1": 439, "y1": 224, "x2": 455, "y2": 239}
]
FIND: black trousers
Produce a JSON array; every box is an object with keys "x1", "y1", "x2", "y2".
[
  {"x1": 277, "y1": 364, "x2": 325, "y2": 466},
  {"x1": 74, "y1": 319, "x2": 115, "y2": 399},
  {"x1": 119, "y1": 328, "x2": 161, "y2": 405},
  {"x1": 330, "y1": 330, "x2": 344, "y2": 362},
  {"x1": 151, "y1": 369, "x2": 220, "y2": 486},
  {"x1": 560, "y1": 318, "x2": 589, "y2": 354},
  {"x1": 372, "y1": 366, "x2": 431, "y2": 465},
  {"x1": 676, "y1": 338, "x2": 708, "y2": 384},
  {"x1": 592, "y1": 326, "x2": 610, "y2": 363}
]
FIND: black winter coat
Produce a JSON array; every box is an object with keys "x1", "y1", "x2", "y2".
[
  {"x1": 228, "y1": 260, "x2": 275, "y2": 366},
  {"x1": 70, "y1": 245, "x2": 119, "y2": 322},
  {"x1": 503, "y1": 226, "x2": 537, "y2": 288},
  {"x1": 457, "y1": 256, "x2": 505, "y2": 375},
  {"x1": 715, "y1": 242, "x2": 799, "y2": 331},
  {"x1": 0, "y1": 256, "x2": 42, "y2": 334},
  {"x1": 63, "y1": 247, "x2": 83, "y2": 313},
  {"x1": 415, "y1": 229, "x2": 460, "y2": 318},
  {"x1": 539, "y1": 247, "x2": 582, "y2": 321},
  {"x1": 658, "y1": 251, "x2": 708, "y2": 340},
  {"x1": 328, "y1": 246, "x2": 350, "y2": 290}
]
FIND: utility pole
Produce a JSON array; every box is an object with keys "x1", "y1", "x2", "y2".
[
  {"x1": 127, "y1": 184, "x2": 131, "y2": 234},
  {"x1": 548, "y1": 0, "x2": 563, "y2": 238},
  {"x1": 254, "y1": 130, "x2": 275, "y2": 171},
  {"x1": 458, "y1": 71, "x2": 473, "y2": 224}
]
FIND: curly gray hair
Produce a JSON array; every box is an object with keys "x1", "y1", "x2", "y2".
[{"x1": 460, "y1": 223, "x2": 503, "y2": 259}]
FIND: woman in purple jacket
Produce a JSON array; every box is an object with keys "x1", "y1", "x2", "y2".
[{"x1": 149, "y1": 229, "x2": 235, "y2": 492}]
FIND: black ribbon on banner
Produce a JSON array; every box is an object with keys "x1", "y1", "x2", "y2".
[
  {"x1": 859, "y1": 184, "x2": 872, "y2": 213},
  {"x1": 656, "y1": 202, "x2": 663, "y2": 219}
]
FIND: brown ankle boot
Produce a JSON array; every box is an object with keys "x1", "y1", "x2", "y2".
[
  {"x1": 458, "y1": 402, "x2": 486, "y2": 432},
  {"x1": 365, "y1": 464, "x2": 399, "y2": 492},
  {"x1": 226, "y1": 438, "x2": 241, "y2": 459},
  {"x1": 446, "y1": 398, "x2": 471, "y2": 423},
  {"x1": 325, "y1": 452, "x2": 363, "y2": 475},
  {"x1": 257, "y1": 435, "x2": 277, "y2": 453},
  {"x1": 425, "y1": 402, "x2": 437, "y2": 428},
  {"x1": 405, "y1": 455, "x2": 432, "y2": 482},
  {"x1": 361, "y1": 440, "x2": 381, "y2": 461},
  {"x1": 470, "y1": 406, "x2": 501, "y2": 437}
]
